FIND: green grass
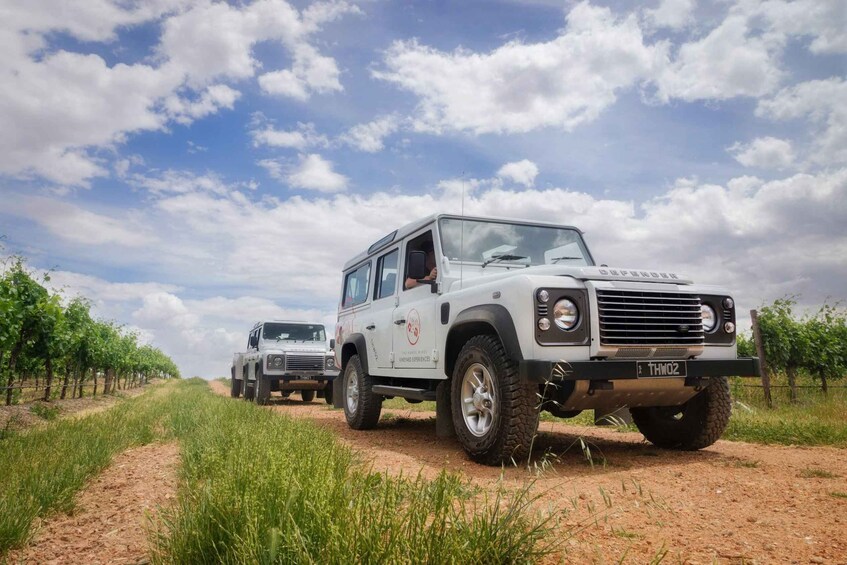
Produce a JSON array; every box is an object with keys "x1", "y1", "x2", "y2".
[
  {"x1": 2, "y1": 379, "x2": 558, "y2": 563},
  {"x1": 29, "y1": 402, "x2": 60, "y2": 421},
  {"x1": 0, "y1": 385, "x2": 165, "y2": 552},
  {"x1": 830, "y1": 492, "x2": 847, "y2": 499},
  {"x1": 724, "y1": 385, "x2": 847, "y2": 447},
  {"x1": 799, "y1": 468, "x2": 840, "y2": 479},
  {"x1": 151, "y1": 380, "x2": 557, "y2": 564}
]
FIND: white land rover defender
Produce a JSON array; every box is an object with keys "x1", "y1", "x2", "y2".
[
  {"x1": 231, "y1": 321, "x2": 338, "y2": 405},
  {"x1": 334, "y1": 214, "x2": 759, "y2": 465}
]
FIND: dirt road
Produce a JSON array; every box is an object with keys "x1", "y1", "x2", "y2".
[{"x1": 211, "y1": 381, "x2": 847, "y2": 564}]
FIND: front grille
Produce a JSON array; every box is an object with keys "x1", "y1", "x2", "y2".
[
  {"x1": 597, "y1": 290, "x2": 704, "y2": 346},
  {"x1": 284, "y1": 355, "x2": 324, "y2": 372}
]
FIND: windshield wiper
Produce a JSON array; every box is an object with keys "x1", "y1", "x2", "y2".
[
  {"x1": 481, "y1": 254, "x2": 527, "y2": 268},
  {"x1": 550, "y1": 256, "x2": 582, "y2": 264}
]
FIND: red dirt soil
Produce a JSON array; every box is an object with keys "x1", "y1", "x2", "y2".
[
  {"x1": 7, "y1": 442, "x2": 179, "y2": 565},
  {"x1": 211, "y1": 380, "x2": 847, "y2": 564}
]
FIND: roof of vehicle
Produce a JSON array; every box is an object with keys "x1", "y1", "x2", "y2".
[
  {"x1": 251, "y1": 320, "x2": 327, "y2": 330},
  {"x1": 342, "y1": 213, "x2": 583, "y2": 270}
]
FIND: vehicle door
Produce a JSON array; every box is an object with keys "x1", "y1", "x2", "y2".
[
  {"x1": 393, "y1": 227, "x2": 439, "y2": 371},
  {"x1": 367, "y1": 247, "x2": 400, "y2": 371},
  {"x1": 337, "y1": 260, "x2": 373, "y2": 365}
]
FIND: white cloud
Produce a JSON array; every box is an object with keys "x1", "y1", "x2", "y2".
[
  {"x1": 341, "y1": 115, "x2": 401, "y2": 152},
  {"x1": 46, "y1": 271, "x2": 181, "y2": 303},
  {"x1": 756, "y1": 0, "x2": 847, "y2": 55},
  {"x1": 164, "y1": 84, "x2": 241, "y2": 125},
  {"x1": 653, "y1": 12, "x2": 784, "y2": 102},
  {"x1": 728, "y1": 137, "x2": 795, "y2": 170},
  {"x1": 643, "y1": 0, "x2": 696, "y2": 31},
  {"x1": 129, "y1": 170, "x2": 254, "y2": 196},
  {"x1": 756, "y1": 78, "x2": 847, "y2": 166},
  {"x1": 251, "y1": 122, "x2": 328, "y2": 150},
  {"x1": 496, "y1": 159, "x2": 539, "y2": 187},
  {"x1": 5, "y1": 196, "x2": 157, "y2": 247},
  {"x1": 0, "y1": 0, "x2": 357, "y2": 186},
  {"x1": 374, "y1": 2, "x2": 666, "y2": 134},
  {"x1": 286, "y1": 154, "x2": 348, "y2": 192}
]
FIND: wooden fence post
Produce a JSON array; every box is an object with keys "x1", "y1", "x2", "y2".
[{"x1": 750, "y1": 309, "x2": 773, "y2": 408}]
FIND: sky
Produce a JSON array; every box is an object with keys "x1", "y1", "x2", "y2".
[{"x1": 1, "y1": 0, "x2": 845, "y2": 378}]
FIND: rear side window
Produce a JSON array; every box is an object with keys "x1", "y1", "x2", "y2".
[
  {"x1": 374, "y1": 249, "x2": 399, "y2": 300},
  {"x1": 342, "y1": 262, "x2": 371, "y2": 308}
]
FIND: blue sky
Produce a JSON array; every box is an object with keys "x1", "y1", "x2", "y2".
[{"x1": 1, "y1": 0, "x2": 845, "y2": 377}]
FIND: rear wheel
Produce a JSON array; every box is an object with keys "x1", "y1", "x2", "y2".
[
  {"x1": 451, "y1": 335, "x2": 539, "y2": 465},
  {"x1": 631, "y1": 377, "x2": 731, "y2": 450},
  {"x1": 230, "y1": 367, "x2": 242, "y2": 398},
  {"x1": 255, "y1": 367, "x2": 270, "y2": 405},
  {"x1": 301, "y1": 389, "x2": 315, "y2": 402},
  {"x1": 343, "y1": 354, "x2": 382, "y2": 429}
]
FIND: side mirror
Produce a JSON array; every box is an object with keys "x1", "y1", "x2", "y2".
[
  {"x1": 329, "y1": 338, "x2": 336, "y2": 350},
  {"x1": 407, "y1": 250, "x2": 428, "y2": 280},
  {"x1": 249, "y1": 335, "x2": 258, "y2": 348}
]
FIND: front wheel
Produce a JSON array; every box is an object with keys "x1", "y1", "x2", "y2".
[
  {"x1": 301, "y1": 389, "x2": 315, "y2": 402},
  {"x1": 343, "y1": 354, "x2": 382, "y2": 429},
  {"x1": 631, "y1": 377, "x2": 731, "y2": 450},
  {"x1": 451, "y1": 335, "x2": 539, "y2": 465}
]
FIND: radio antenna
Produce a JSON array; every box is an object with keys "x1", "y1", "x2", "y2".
[{"x1": 460, "y1": 172, "x2": 465, "y2": 290}]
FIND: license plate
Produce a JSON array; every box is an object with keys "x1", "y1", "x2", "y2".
[{"x1": 637, "y1": 360, "x2": 687, "y2": 378}]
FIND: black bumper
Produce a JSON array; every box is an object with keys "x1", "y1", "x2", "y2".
[{"x1": 519, "y1": 357, "x2": 760, "y2": 383}]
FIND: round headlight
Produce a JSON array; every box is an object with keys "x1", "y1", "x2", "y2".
[
  {"x1": 553, "y1": 299, "x2": 579, "y2": 330},
  {"x1": 538, "y1": 317, "x2": 551, "y2": 331},
  {"x1": 537, "y1": 289, "x2": 549, "y2": 303},
  {"x1": 701, "y1": 304, "x2": 717, "y2": 332},
  {"x1": 326, "y1": 357, "x2": 335, "y2": 368}
]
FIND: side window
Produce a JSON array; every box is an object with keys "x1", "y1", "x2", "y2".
[
  {"x1": 374, "y1": 249, "x2": 399, "y2": 300},
  {"x1": 404, "y1": 230, "x2": 436, "y2": 291},
  {"x1": 342, "y1": 262, "x2": 371, "y2": 308}
]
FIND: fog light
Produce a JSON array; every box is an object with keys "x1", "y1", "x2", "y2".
[
  {"x1": 538, "y1": 317, "x2": 551, "y2": 331},
  {"x1": 724, "y1": 322, "x2": 735, "y2": 333},
  {"x1": 723, "y1": 297, "x2": 734, "y2": 309},
  {"x1": 537, "y1": 289, "x2": 549, "y2": 303}
]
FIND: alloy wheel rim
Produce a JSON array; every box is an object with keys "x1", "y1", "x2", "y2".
[
  {"x1": 461, "y1": 362, "x2": 496, "y2": 437},
  {"x1": 346, "y1": 369, "x2": 359, "y2": 413}
]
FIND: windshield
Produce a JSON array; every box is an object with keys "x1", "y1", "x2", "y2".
[
  {"x1": 262, "y1": 323, "x2": 326, "y2": 342},
  {"x1": 438, "y1": 218, "x2": 593, "y2": 267}
]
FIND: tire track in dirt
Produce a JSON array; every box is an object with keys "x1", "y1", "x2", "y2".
[
  {"x1": 213, "y1": 381, "x2": 847, "y2": 564},
  {"x1": 8, "y1": 442, "x2": 179, "y2": 565}
]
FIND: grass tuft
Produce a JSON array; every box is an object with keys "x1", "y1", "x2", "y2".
[
  {"x1": 799, "y1": 468, "x2": 840, "y2": 479},
  {"x1": 150, "y1": 379, "x2": 557, "y2": 564}
]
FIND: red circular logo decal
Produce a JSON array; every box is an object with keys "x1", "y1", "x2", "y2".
[{"x1": 406, "y1": 308, "x2": 421, "y2": 345}]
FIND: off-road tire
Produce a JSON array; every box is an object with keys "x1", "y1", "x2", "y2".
[
  {"x1": 343, "y1": 354, "x2": 382, "y2": 430},
  {"x1": 255, "y1": 367, "x2": 271, "y2": 405},
  {"x1": 230, "y1": 367, "x2": 242, "y2": 398},
  {"x1": 451, "y1": 335, "x2": 539, "y2": 465},
  {"x1": 323, "y1": 382, "x2": 334, "y2": 405},
  {"x1": 243, "y1": 367, "x2": 255, "y2": 401},
  {"x1": 301, "y1": 389, "x2": 315, "y2": 402},
  {"x1": 631, "y1": 377, "x2": 731, "y2": 450}
]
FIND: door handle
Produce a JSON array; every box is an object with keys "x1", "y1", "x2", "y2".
[
  {"x1": 394, "y1": 319, "x2": 406, "y2": 325},
  {"x1": 365, "y1": 324, "x2": 375, "y2": 330}
]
